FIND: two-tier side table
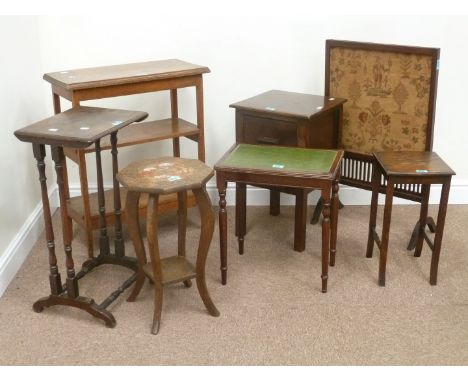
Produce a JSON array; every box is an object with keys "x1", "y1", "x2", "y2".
[
  {"x1": 230, "y1": 90, "x2": 346, "y2": 252},
  {"x1": 15, "y1": 106, "x2": 148, "y2": 327},
  {"x1": 43, "y1": 59, "x2": 210, "y2": 257},
  {"x1": 215, "y1": 144, "x2": 343, "y2": 292}
]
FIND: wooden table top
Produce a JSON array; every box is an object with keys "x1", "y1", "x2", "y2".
[
  {"x1": 215, "y1": 144, "x2": 343, "y2": 178},
  {"x1": 43, "y1": 59, "x2": 210, "y2": 90},
  {"x1": 229, "y1": 90, "x2": 346, "y2": 120},
  {"x1": 374, "y1": 151, "x2": 456, "y2": 177},
  {"x1": 14, "y1": 106, "x2": 148, "y2": 148},
  {"x1": 117, "y1": 157, "x2": 214, "y2": 194}
]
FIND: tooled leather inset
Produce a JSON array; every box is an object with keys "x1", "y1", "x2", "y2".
[{"x1": 329, "y1": 47, "x2": 432, "y2": 153}]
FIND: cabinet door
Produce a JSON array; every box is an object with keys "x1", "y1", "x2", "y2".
[{"x1": 241, "y1": 114, "x2": 297, "y2": 146}]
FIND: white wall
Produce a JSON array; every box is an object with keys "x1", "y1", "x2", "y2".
[
  {"x1": 0, "y1": 16, "x2": 51, "y2": 257},
  {"x1": 35, "y1": 13, "x2": 468, "y2": 192}
]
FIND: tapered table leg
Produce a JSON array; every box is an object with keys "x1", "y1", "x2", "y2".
[
  {"x1": 218, "y1": 181, "x2": 228, "y2": 285},
  {"x1": 321, "y1": 188, "x2": 331, "y2": 293},
  {"x1": 235, "y1": 183, "x2": 246, "y2": 254},
  {"x1": 366, "y1": 163, "x2": 380, "y2": 258},
  {"x1": 330, "y1": 181, "x2": 339, "y2": 266},
  {"x1": 379, "y1": 181, "x2": 395, "y2": 286},
  {"x1": 414, "y1": 184, "x2": 431, "y2": 257},
  {"x1": 430, "y1": 179, "x2": 451, "y2": 285}
]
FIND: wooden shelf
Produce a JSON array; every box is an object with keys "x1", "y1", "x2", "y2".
[
  {"x1": 66, "y1": 187, "x2": 197, "y2": 230},
  {"x1": 83, "y1": 118, "x2": 199, "y2": 153},
  {"x1": 143, "y1": 257, "x2": 197, "y2": 285}
]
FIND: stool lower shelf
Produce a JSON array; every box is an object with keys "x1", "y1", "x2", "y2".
[{"x1": 143, "y1": 256, "x2": 197, "y2": 285}]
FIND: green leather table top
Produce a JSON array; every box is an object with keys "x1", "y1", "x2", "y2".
[{"x1": 218, "y1": 144, "x2": 338, "y2": 174}]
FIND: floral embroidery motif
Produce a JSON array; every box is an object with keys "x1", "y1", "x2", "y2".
[{"x1": 329, "y1": 47, "x2": 432, "y2": 153}]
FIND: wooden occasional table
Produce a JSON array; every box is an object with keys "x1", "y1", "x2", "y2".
[
  {"x1": 230, "y1": 90, "x2": 346, "y2": 252},
  {"x1": 43, "y1": 59, "x2": 210, "y2": 257},
  {"x1": 14, "y1": 106, "x2": 148, "y2": 327},
  {"x1": 215, "y1": 144, "x2": 343, "y2": 292},
  {"x1": 366, "y1": 151, "x2": 455, "y2": 286},
  {"x1": 117, "y1": 157, "x2": 220, "y2": 334}
]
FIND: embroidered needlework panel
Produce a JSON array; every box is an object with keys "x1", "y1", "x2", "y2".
[{"x1": 329, "y1": 47, "x2": 433, "y2": 154}]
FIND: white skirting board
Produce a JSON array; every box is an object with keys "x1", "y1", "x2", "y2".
[
  {"x1": 1, "y1": 179, "x2": 467, "y2": 298},
  {"x1": 0, "y1": 186, "x2": 59, "y2": 298}
]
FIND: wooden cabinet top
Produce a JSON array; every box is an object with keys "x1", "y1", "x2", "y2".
[
  {"x1": 229, "y1": 90, "x2": 346, "y2": 120},
  {"x1": 14, "y1": 106, "x2": 148, "y2": 148},
  {"x1": 43, "y1": 59, "x2": 210, "y2": 90}
]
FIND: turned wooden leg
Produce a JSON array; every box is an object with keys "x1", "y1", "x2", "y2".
[
  {"x1": 366, "y1": 163, "x2": 380, "y2": 258},
  {"x1": 270, "y1": 189, "x2": 280, "y2": 216},
  {"x1": 77, "y1": 149, "x2": 94, "y2": 259},
  {"x1": 51, "y1": 146, "x2": 78, "y2": 299},
  {"x1": 32, "y1": 144, "x2": 63, "y2": 297},
  {"x1": 177, "y1": 191, "x2": 192, "y2": 288},
  {"x1": 330, "y1": 181, "x2": 339, "y2": 267},
  {"x1": 110, "y1": 133, "x2": 125, "y2": 257},
  {"x1": 126, "y1": 191, "x2": 146, "y2": 302},
  {"x1": 321, "y1": 188, "x2": 331, "y2": 293},
  {"x1": 95, "y1": 140, "x2": 110, "y2": 257},
  {"x1": 235, "y1": 183, "x2": 246, "y2": 255},
  {"x1": 218, "y1": 180, "x2": 228, "y2": 285},
  {"x1": 146, "y1": 194, "x2": 164, "y2": 335},
  {"x1": 193, "y1": 187, "x2": 220, "y2": 317},
  {"x1": 414, "y1": 184, "x2": 430, "y2": 257},
  {"x1": 430, "y1": 179, "x2": 451, "y2": 285},
  {"x1": 294, "y1": 189, "x2": 308, "y2": 252},
  {"x1": 379, "y1": 180, "x2": 395, "y2": 286}
]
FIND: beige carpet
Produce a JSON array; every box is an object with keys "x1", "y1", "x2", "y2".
[{"x1": 0, "y1": 204, "x2": 467, "y2": 365}]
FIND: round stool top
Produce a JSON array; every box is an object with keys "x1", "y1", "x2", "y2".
[{"x1": 117, "y1": 157, "x2": 214, "y2": 194}]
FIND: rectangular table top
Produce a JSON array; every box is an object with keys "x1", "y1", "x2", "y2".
[
  {"x1": 43, "y1": 59, "x2": 210, "y2": 90},
  {"x1": 229, "y1": 90, "x2": 346, "y2": 120},
  {"x1": 215, "y1": 144, "x2": 342, "y2": 177},
  {"x1": 14, "y1": 106, "x2": 148, "y2": 148},
  {"x1": 374, "y1": 151, "x2": 456, "y2": 177}
]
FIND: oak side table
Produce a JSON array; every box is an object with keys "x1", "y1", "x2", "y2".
[
  {"x1": 230, "y1": 90, "x2": 346, "y2": 252},
  {"x1": 14, "y1": 106, "x2": 148, "y2": 327},
  {"x1": 117, "y1": 157, "x2": 220, "y2": 334},
  {"x1": 215, "y1": 144, "x2": 343, "y2": 292},
  {"x1": 366, "y1": 151, "x2": 455, "y2": 286},
  {"x1": 43, "y1": 59, "x2": 210, "y2": 257}
]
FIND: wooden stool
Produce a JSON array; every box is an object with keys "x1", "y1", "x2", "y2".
[
  {"x1": 117, "y1": 157, "x2": 220, "y2": 334},
  {"x1": 366, "y1": 151, "x2": 455, "y2": 286}
]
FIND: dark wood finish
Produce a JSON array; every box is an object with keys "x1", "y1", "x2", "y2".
[
  {"x1": 122, "y1": 158, "x2": 219, "y2": 334},
  {"x1": 230, "y1": 90, "x2": 346, "y2": 252},
  {"x1": 235, "y1": 183, "x2": 247, "y2": 254},
  {"x1": 325, "y1": 39, "x2": 440, "y2": 247},
  {"x1": 16, "y1": 107, "x2": 147, "y2": 327},
  {"x1": 366, "y1": 151, "x2": 454, "y2": 286},
  {"x1": 215, "y1": 144, "x2": 343, "y2": 292},
  {"x1": 43, "y1": 59, "x2": 210, "y2": 257},
  {"x1": 218, "y1": 183, "x2": 228, "y2": 285}
]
